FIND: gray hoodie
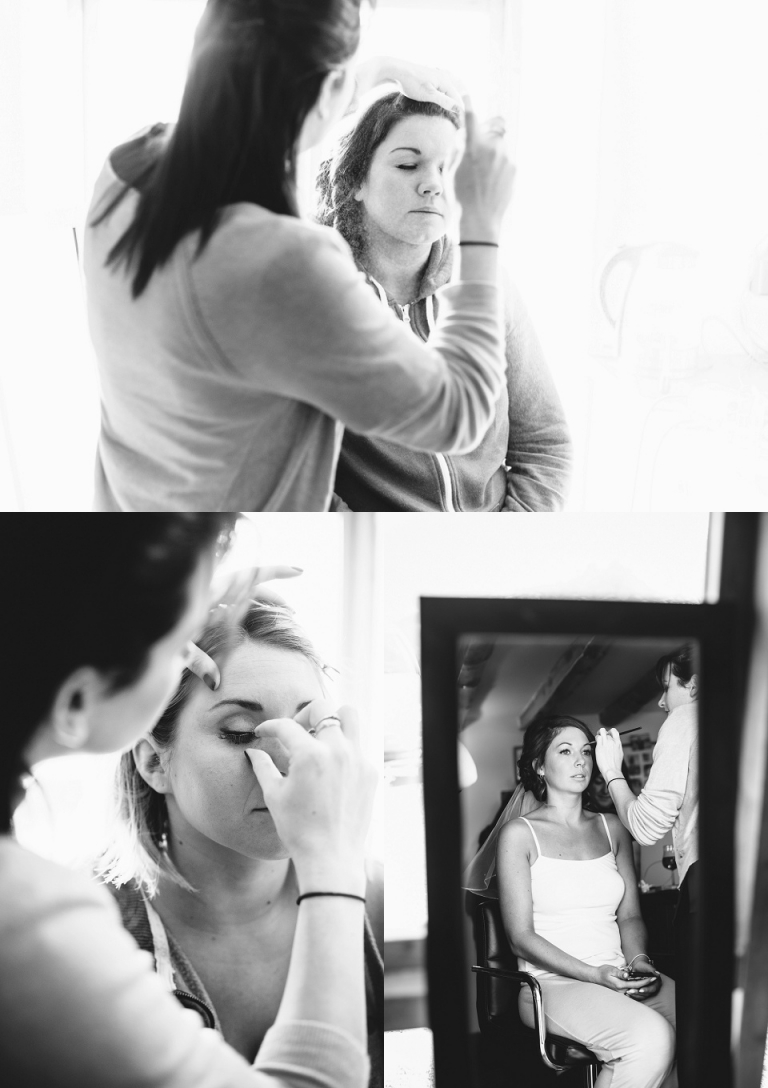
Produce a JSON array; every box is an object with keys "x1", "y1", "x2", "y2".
[{"x1": 334, "y1": 238, "x2": 573, "y2": 511}]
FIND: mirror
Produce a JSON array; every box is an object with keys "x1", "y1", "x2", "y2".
[{"x1": 421, "y1": 597, "x2": 737, "y2": 1088}]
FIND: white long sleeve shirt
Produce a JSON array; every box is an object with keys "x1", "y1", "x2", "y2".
[
  {"x1": 0, "y1": 838, "x2": 369, "y2": 1088},
  {"x1": 624, "y1": 702, "x2": 698, "y2": 883}
]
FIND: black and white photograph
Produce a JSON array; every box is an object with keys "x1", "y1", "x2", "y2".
[
  {"x1": 1, "y1": 0, "x2": 768, "y2": 1083},
  {"x1": 1, "y1": 1, "x2": 767, "y2": 511}
]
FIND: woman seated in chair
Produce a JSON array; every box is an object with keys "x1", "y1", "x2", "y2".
[
  {"x1": 316, "y1": 92, "x2": 573, "y2": 512},
  {"x1": 98, "y1": 600, "x2": 383, "y2": 1086},
  {"x1": 496, "y1": 716, "x2": 676, "y2": 1088}
]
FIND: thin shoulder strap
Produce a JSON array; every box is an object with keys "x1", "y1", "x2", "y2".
[
  {"x1": 519, "y1": 816, "x2": 542, "y2": 860},
  {"x1": 599, "y1": 812, "x2": 615, "y2": 854},
  {"x1": 143, "y1": 898, "x2": 176, "y2": 991}
]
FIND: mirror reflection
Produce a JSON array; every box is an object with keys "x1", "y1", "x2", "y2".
[{"x1": 459, "y1": 635, "x2": 698, "y2": 1088}]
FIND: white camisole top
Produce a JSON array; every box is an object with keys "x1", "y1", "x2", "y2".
[{"x1": 519, "y1": 813, "x2": 626, "y2": 979}]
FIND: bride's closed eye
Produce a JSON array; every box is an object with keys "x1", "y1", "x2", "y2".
[{"x1": 220, "y1": 730, "x2": 257, "y2": 745}]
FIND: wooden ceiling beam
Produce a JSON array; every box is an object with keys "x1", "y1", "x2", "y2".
[{"x1": 518, "y1": 638, "x2": 610, "y2": 730}]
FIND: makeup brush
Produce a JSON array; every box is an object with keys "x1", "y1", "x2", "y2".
[{"x1": 586, "y1": 726, "x2": 641, "y2": 745}]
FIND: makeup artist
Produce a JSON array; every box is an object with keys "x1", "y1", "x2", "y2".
[
  {"x1": 84, "y1": 0, "x2": 515, "y2": 512},
  {"x1": 595, "y1": 646, "x2": 698, "y2": 1088}
]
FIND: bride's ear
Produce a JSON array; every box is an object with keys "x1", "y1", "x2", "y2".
[
  {"x1": 133, "y1": 737, "x2": 171, "y2": 795},
  {"x1": 688, "y1": 674, "x2": 699, "y2": 700}
]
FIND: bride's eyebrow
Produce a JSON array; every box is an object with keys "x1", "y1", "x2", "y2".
[
  {"x1": 390, "y1": 146, "x2": 421, "y2": 154},
  {"x1": 208, "y1": 698, "x2": 263, "y2": 713},
  {"x1": 208, "y1": 698, "x2": 313, "y2": 714}
]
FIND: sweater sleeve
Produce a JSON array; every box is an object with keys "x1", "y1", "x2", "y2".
[
  {"x1": 624, "y1": 713, "x2": 694, "y2": 846},
  {"x1": 0, "y1": 851, "x2": 369, "y2": 1088},
  {"x1": 499, "y1": 276, "x2": 574, "y2": 511},
  {"x1": 190, "y1": 219, "x2": 506, "y2": 456}
]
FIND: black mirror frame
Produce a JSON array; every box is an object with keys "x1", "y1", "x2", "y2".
[{"x1": 421, "y1": 597, "x2": 739, "y2": 1088}]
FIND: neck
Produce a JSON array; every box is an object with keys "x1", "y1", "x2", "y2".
[
  {"x1": 542, "y1": 791, "x2": 587, "y2": 825},
  {"x1": 156, "y1": 829, "x2": 296, "y2": 932},
  {"x1": 364, "y1": 227, "x2": 433, "y2": 304}
]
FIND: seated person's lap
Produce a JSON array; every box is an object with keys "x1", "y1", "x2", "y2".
[{"x1": 518, "y1": 973, "x2": 676, "y2": 1059}]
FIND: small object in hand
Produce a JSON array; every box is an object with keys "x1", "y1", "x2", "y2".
[{"x1": 587, "y1": 726, "x2": 642, "y2": 745}]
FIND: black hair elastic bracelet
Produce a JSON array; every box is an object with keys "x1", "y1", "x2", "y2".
[
  {"x1": 458, "y1": 240, "x2": 499, "y2": 247},
  {"x1": 296, "y1": 892, "x2": 366, "y2": 905}
]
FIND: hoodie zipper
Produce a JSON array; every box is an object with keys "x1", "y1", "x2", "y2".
[
  {"x1": 402, "y1": 301, "x2": 456, "y2": 510},
  {"x1": 435, "y1": 454, "x2": 456, "y2": 511},
  {"x1": 370, "y1": 283, "x2": 457, "y2": 512}
]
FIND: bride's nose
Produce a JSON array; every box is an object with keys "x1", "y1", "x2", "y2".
[{"x1": 418, "y1": 173, "x2": 442, "y2": 197}]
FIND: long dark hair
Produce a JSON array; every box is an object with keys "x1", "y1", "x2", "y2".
[
  {"x1": 518, "y1": 715, "x2": 597, "y2": 805},
  {"x1": 92, "y1": 0, "x2": 364, "y2": 298},
  {"x1": 2, "y1": 515, "x2": 235, "y2": 831},
  {"x1": 316, "y1": 91, "x2": 459, "y2": 264}
]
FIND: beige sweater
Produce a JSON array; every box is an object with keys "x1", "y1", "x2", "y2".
[
  {"x1": 0, "y1": 838, "x2": 369, "y2": 1088},
  {"x1": 624, "y1": 702, "x2": 699, "y2": 883}
]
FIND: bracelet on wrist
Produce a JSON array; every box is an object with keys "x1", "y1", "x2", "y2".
[
  {"x1": 458, "y1": 240, "x2": 499, "y2": 247},
  {"x1": 296, "y1": 891, "x2": 366, "y2": 906},
  {"x1": 627, "y1": 953, "x2": 653, "y2": 968},
  {"x1": 606, "y1": 777, "x2": 625, "y2": 788}
]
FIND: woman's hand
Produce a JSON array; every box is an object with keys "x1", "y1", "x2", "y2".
[
  {"x1": 594, "y1": 727, "x2": 625, "y2": 782},
  {"x1": 185, "y1": 563, "x2": 302, "y2": 690},
  {"x1": 454, "y1": 98, "x2": 516, "y2": 243},
  {"x1": 622, "y1": 961, "x2": 663, "y2": 1001},
  {"x1": 593, "y1": 965, "x2": 656, "y2": 997},
  {"x1": 245, "y1": 701, "x2": 377, "y2": 895},
  {"x1": 355, "y1": 56, "x2": 465, "y2": 111}
]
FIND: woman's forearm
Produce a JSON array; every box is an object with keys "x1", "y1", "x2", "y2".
[
  {"x1": 618, "y1": 915, "x2": 650, "y2": 965},
  {"x1": 511, "y1": 931, "x2": 598, "y2": 985},
  {"x1": 274, "y1": 865, "x2": 368, "y2": 1046}
]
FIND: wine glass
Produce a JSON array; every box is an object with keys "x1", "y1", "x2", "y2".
[{"x1": 662, "y1": 844, "x2": 678, "y2": 888}]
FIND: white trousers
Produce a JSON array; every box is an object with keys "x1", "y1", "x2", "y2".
[{"x1": 519, "y1": 973, "x2": 676, "y2": 1088}]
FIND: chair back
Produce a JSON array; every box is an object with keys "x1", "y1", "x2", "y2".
[{"x1": 471, "y1": 896, "x2": 521, "y2": 1029}]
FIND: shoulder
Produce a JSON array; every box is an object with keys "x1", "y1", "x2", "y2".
[
  {"x1": 193, "y1": 209, "x2": 360, "y2": 318},
  {"x1": 669, "y1": 703, "x2": 698, "y2": 735},
  {"x1": 0, "y1": 838, "x2": 111, "y2": 926},
  {"x1": 601, "y1": 811, "x2": 632, "y2": 850},
  {"x1": 498, "y1": 817, "x2": 536, "y2": 850},
  {"x1": 206, "y1": 208, "x2": 353, "y2": 282},
  {"x1": 655, "y1": 705, "x2": 698, "y2": 751}
]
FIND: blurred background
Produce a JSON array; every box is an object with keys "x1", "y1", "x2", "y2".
[{"x1": 2, "y1": 0, "x2": 767, "y2": 510}]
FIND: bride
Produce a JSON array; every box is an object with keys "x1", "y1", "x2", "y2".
[{"x1": 465, "y1": 714, "x2": 677, "y2": 1088}]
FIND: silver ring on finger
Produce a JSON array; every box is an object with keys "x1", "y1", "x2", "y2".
[{"x1": 309, "y1": 715, "x2": 342, "y2": 737}]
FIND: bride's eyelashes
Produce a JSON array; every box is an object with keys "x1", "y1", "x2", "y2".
[{"x1": 220, "y1": 730, "x2": 257, "y2": 745}]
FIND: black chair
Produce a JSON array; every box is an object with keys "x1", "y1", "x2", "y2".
[{"x1": 471, "y1": 897, "x2": 600, "y2": 1087}]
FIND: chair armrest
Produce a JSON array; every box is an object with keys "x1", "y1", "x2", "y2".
[{"x1": 471, "y1": 965, "x2": 560, "y2": 1073}]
